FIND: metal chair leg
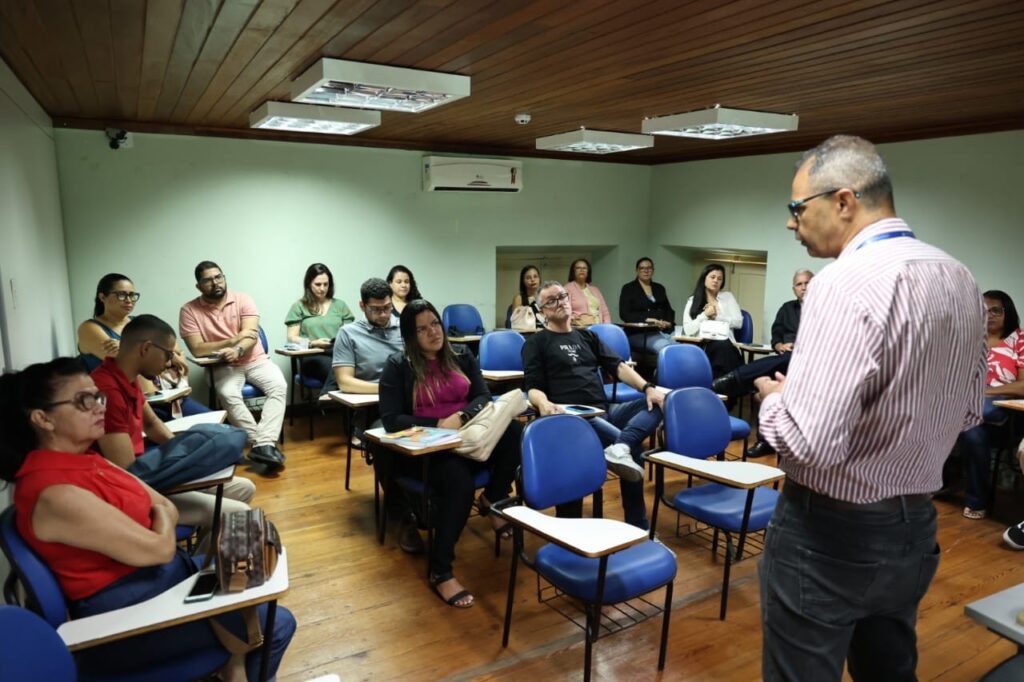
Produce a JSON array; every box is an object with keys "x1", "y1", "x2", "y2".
[
  {"x1": 659, "y1": 580, "x2": 674, "y2": 670},
  {"x1": 501, "y1": 529, "x2": 521, "y2": 648}
]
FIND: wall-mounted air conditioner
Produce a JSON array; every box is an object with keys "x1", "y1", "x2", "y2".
[{"x1": 423, "y1": 156, "x2": 522, "y2": 192}]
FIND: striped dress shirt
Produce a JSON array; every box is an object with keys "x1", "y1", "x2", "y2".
[{"x1": 759, "y1": 218, "x2": 986, "y2": 503}]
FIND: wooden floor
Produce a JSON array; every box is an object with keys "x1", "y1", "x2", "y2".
[{"x1": 245, "y1": 412, "x2": 1024, "y2": 681}]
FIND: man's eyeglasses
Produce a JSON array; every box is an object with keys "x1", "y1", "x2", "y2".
[
  {"x1": 367, "y1": 304, "x2": 393, "y2": 315},
  {"x1": 540, "y1": 292, "x2": 570, "y2": 309},
  {"x1": 111, "y1": 291, "x2": 141, "y2": 303},
  {"x1": 987, "y1": 306, "x2": 1005, "y2": 316},
  {"x1": 45, "y1": 390, "x2": 107, "y2": 412},
  {"x1": 148, "y1": 340, "x2": 177, "y2": 362},
  {"x1": 199, "y1": 273, "x2": 225, "y2": 286},
  {"x1": 787, "y1": 188, "x2": 861, "y2": 221}
]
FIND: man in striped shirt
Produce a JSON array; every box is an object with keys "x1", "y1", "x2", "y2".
[{"x1": 754, "y1": 135, "x2": 986, "y2": 681}]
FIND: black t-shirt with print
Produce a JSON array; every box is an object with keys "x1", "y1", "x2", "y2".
[{"x1": 522, "y1": 328, "x2": 622, "y2": 408}]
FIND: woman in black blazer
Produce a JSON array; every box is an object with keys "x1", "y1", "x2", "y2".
[
  {"x1": 618, "y1": 257, "x2": 676, "y2": 355},
  {"x1": 379, "y1": 299, "x2": 521, "y2": 609}
]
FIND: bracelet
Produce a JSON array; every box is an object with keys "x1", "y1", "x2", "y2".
[{"x1": 641, "y1": 381, "x2": 656, "y2": 393}]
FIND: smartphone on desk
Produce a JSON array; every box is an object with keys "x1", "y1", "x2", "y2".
[{"x1": 184, "y1": 570, "x2": 219, "y2": 603}]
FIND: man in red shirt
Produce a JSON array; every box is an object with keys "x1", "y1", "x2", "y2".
[{"x1": 91, "y1": 314, "x2": 254, "y2": 537}]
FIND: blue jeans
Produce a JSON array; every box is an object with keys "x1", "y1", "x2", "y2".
[
  {"x1": 588, "y1": 399, "x2": 663, "y2": 528},
  {"x1": 959, "y1": 397, "x2": 1010, "y2": 509},
  {"x1": 72, "y1": 549, "x2": 296, "y2": 681},
  {"x1": 759, "y1": 487, "x2": 940, "y2": 681},
  {"x1": 628, "y1": 331, "x2": 674, "y2": 356}
]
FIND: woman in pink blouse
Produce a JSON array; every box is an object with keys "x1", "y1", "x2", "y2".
[
  {"x1": 565, "y1": 258, "x2": 611, "y2": 327},
  {"x1": 960, "y1": 290, "x2": 1024, "y2": 519},
  {"x1": 378, "y1": 300, "x2": 521, "y2": 608}
]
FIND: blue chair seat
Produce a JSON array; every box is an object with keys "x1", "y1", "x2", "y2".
[
  {"x1": 294, "y1": 373, "x2": 324, "y2": 391},
  {"x1": 604, "y1": 383, "x2": 644, "y2": 403},
  {"x1": 535, "y1": 540, "x2": 677, "y2": 603},
  {"x1": 240, "y1": 383, "x2": 263, "y2": 400},
  {"x1": 78, "y1": 648, "x2": 229, "y2": 682},
  {"x1": 671, "y1": 484, "x2": 780, "y2": 533},
  {"x1": 729, "y1": 417, "x2": 751, "y2": 441}
]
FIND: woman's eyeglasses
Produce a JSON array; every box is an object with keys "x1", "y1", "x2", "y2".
[
  {"x1": 45, "y1": 391, "x2": 107, "y2": 412},
  {"x1": 986, "y1": 306, "x2": 1005, "y2": 316},
  {"x1": 111, "y1": 291, "x2": 141, "y2": 303}
]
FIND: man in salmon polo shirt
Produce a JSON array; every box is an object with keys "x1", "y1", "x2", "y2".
[{"x1": 179, "y1": 260, "x2": 287, "y2": 469}]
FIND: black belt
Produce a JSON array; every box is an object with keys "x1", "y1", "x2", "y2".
[{"x1": 783, "y1": 480, "x2": 932, "y2": 513}]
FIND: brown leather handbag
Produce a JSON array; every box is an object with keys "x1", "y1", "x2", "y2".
[{"x1": 215, "y1": 508, "x2": 282, "y2": 593}]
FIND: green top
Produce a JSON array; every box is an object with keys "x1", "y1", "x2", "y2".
[{"x1": 285, "y1": 298, "x2": 355, "y2": 341}]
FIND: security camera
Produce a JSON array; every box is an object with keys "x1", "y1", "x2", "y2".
[
  {"x1": 105, "y1": 128, "x2": 131, "y2": 150},
  {"x1": 514, "y1": 113, "x2": 531, "y2": 125}
]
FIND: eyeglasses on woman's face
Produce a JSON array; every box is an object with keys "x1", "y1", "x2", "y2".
[
  {"x1": 109, "y1": 291, "x2": 141, "y2": 303},
  {"x1": 45, "y1": 390, "x2": 107, "y2": 412},
  {"x1": 986, "y1": 306, "x2": 1005, "y2": 317}
]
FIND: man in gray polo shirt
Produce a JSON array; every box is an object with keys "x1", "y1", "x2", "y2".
[
  {"x1": 328, "y1": 277, "x2": 420, "y2": 551},
  {"x1": 330, "y1": 277, "x2": 403, "y2": 392}
]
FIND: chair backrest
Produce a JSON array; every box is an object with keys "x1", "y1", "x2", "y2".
[
  {"x1": 258, "y1": 326, "x2": 269, "y2": 353},
  {"x1": 0, "y1": 507, "x2": 68, "y2": 628},
  {"x1": 0, "y1": 606, "x2": 76, "y2": 680},
  {"x1": 479, "y1": 330, "x2": 525, "y2": 371},
  {"x1": 657, "y1": 343, "x2": 712, "y2": 389},
  {"x1": 738, "y1": 310, "x2": 753, "y2": 344},
  {"x1": 521, "y1": 415, "x2": 608, "y2": 510},
  {"x1": 589, "y1": 323, "x2": 631, "y2": 362},
  {"x1": 442, "y1": 304, "x2": 485, "y2": 335},
  {"x1": 663, "y1": 387, "x2": 732, "y2": 458}
]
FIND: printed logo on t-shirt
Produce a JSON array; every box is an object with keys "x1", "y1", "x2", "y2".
[{"x1": 559, "y1": 343, "x2": 582, "y2": 364}]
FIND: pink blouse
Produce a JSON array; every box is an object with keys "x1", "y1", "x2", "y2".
[
  {"x1": 565, "y1": 281, "x2": 611, "y2": 324},
  {"x1": 413, "y1": 358, "x2": 471, "y2": 419}
]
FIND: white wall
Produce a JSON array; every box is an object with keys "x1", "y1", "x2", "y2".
[{"x1": 649, "y1": 131, "x2": 1024, "y2": 343}]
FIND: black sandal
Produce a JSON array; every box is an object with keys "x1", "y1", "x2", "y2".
[
  {"x1": 475, "y1": 495, "x2": 513, "y2": 539},
  {"x1": 430, "y1": 573, "x2": 474, "y2": 608}
]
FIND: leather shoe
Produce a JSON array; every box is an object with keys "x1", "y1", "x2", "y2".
[
  {"x1": 399, "y1": 514, "x2": 425, "y2": 554},
  {"x1": 248, "y1": 444, "x2": 285, "y2": 468},
  {"x1": 745, "y1": 439, "x2": 776, "y2": 458},
  {"x1": 712, "y1": 371, "x2": 745, "y2": 398}
]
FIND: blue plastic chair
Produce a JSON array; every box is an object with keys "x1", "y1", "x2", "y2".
[
  {"x1": 0, "y1": 507, "x2": 229, "y2": 680},
  {"x1": 479, "y1": 330, "x2": 525, "y2": 371},
  {"x1": 738, "y1": 310, "x2": 754, "y2": 345},
  {"x1": 496, "y1": 415, "x2": 677, "y2": 681},
  {"x1": 0, "y1": 605, "x2": 76, "y2": 680},
  {"x1": 656, "y1": 344, "x2": 751, "y2": 455},
  {"x1": 442, "y1": 304, "x2": 485, "y2": 336},
  {"x1": 588, "y1": 324, "x2": 644, "y2": 403},
  {"x1": 289, "y1": 369, "x2": 323, "y2": 441},
  {"x1": 649, "y1": 388, "x2": 782, "y2": 619}
]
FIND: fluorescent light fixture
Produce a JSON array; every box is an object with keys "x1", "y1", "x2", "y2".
[
  {"x1": 642, "y1": 105, "x2": 798, "y2": 140},
  {"x1": 291, "y1": 59, "x2": 471, "y2": 113},
  {"x1": 249, "y1": 101, "x2": 380, "y2": 135},
  {"x1": 535, "y1": 128, "x2": 654, "y2": 154}
]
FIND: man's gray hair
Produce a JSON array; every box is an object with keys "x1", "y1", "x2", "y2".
[
  {"x1": 798, "y1": 135, "x2": 893, "y2": 209},
  {"x1": 537, "y1": 280, "x2": 564, "y2": 302},
  {"x1": 793, "y1": 269, "x2": 814, "y2": 283}
]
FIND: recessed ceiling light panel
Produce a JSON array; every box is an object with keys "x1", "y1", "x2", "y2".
[
  {"x1": 249, "y1": 102, "x2": 380, "y2": 135},
  {"x1": 536, "y1": 129, "x2": 654, "y2": 154},
  {"x1": 642, "y1": 105, "x2": 798, "y2": 140},
  {"x1": 291, "y1": 59, "x2": 471, "y2": 113}
]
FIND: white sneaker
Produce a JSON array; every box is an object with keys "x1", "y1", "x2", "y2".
[
  {"x1": 1003, "y1": 519, "x2": 1024, "y2": 550},
  {"x1": 604, "y1": 443, "x2": 644, "y2": 483}
]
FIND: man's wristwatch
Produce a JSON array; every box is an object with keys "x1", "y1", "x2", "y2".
[
  {"x1": 236, "y1": 345, "x2": 244, "y2": 357},
  {"x1": 641, "y1": 381, "x2": 656, "y2": 393}
]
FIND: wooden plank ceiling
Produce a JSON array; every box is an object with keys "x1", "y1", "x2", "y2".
[{"x1": 2, "y1": 0, "x2": 1022, "y2": 164}]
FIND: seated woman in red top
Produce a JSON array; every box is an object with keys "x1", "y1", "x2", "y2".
[
  {"x1": 379, "y1": 300, "x2": 522, "y2": 608},
  {"x1": 0, "y1": 358, "x2": 295, "y2": 681},
  {"x1": 960, "y1": 290, "x2": 1024, "y2": 519}
]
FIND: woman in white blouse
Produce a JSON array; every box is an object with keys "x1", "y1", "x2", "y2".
[{"x1": 682, "y1": 263, "x2": 745, "y2": 378}]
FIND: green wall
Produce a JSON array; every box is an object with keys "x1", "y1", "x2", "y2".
[
  {"x1": 649, "y1": 131, "x2": 1024, "y2": 342},
  {"x1": 55, "y1": 129, "x2": 651, "y2": 383}
]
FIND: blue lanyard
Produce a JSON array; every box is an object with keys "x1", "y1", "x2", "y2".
[{"x1": 855, "y1": 230, "x2": 915, "y2": 250}]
